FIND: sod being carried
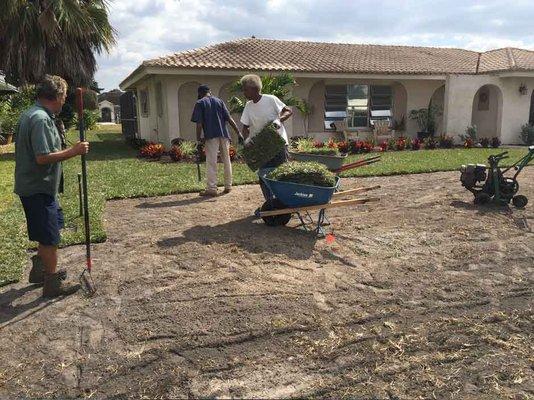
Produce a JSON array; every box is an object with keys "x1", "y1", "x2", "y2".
[
  {"x1": 268, "y1": 161, "x2": 336, "y2": 187},
  {"x1": 243, "y1": 122, "x2": 286, "y2": 171}
]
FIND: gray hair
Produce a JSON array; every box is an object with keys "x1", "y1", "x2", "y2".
[
  {"x1": 36, "y1": 75, "x2": 68, "y2": 100},
  {"x1": 240, "y1": 74, "x2": 262, "y2": 91}
]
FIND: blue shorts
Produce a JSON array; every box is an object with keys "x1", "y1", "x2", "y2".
[{"x1": 20, "y1": 194, "x2": 64, "y2": 246}]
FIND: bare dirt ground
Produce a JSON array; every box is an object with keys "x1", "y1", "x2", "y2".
[{"x1": 1, "y1": 170, "x2": 533, "y2": 399}]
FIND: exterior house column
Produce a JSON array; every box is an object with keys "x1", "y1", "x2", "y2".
[
  {"x1": 442, "y1": 75, "x2": 477, "y2": 140},
  {"x1": 402, "y1": 80, "x2": 445, "y2": 137},
  {"x1": 291, "y1": 78, "x2": 316, "y2": 137},
  {"x1": 166, "y1": 78, "x2": 181, "y2": 145}
]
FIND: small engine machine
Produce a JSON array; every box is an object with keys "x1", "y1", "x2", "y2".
[{"x1": 460, "y1": 146, "x2": 534, "y2": 207}]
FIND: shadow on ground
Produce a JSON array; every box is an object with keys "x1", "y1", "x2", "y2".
[
  {"x1": 0, "y1": 284, "x2": 65, "y2": 328},
  {"x1": 157, "y1": 216, "x2": 316, "y2": 260}
]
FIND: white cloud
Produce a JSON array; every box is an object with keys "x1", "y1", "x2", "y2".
[{"x1": 95, "y1": 0, "x2": 534, "y2": 90}]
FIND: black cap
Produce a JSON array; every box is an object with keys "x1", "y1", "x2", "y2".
[{"x1": 197, "y1": 84, "x2": 210, "y2": 95}]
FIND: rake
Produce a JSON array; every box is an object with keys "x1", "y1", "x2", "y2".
[{"x1": 76, "y1": 88, "x2": 97, "y2": 296}]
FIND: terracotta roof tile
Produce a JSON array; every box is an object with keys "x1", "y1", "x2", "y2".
[
  {"x1": 126, "y1": 38, "x2": 534, "y2": 83},
  {"x1": 143, "y1": 38, "x2": 481, "y2": 75}
]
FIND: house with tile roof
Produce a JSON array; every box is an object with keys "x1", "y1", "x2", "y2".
[{"x1": 119, "y1": 38, "x2": 534, "y2": 146}]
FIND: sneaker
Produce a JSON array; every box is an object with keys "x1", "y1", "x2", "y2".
[
  {"x1": 29, "y1": 255, "x2": 67, "y2": 284},
  {"x1": 43, "y1": 272, "x2": 80, "y2": 298},
  {"x1": 199, "y1": 189, "x2": 218, "y2": 197}
]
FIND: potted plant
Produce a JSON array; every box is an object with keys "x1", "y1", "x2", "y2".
[{"x1": 409, "y1": 105, "x2": 441, "y2": 140}]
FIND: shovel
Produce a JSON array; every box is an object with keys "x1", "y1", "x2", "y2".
[{"x1": 76, "y1": 88, "x2": 96, "y2": 296}]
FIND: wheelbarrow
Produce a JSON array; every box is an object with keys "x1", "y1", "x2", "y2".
[{"x1": 255, "y1": 157, "x2": 381, "y2": 237}]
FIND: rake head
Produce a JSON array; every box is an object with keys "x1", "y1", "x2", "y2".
[{"x1": 80, "y1": 269, "x2": 97, "y2": 296}]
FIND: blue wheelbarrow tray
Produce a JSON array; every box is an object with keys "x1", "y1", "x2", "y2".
[
  {"x1": 260, "y1": 168, "x2": 340, "y2": 208},
  {"x1": 288, "y1": 151, "x2": 347, "y2": 171}
]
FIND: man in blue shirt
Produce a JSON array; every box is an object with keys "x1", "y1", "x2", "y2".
[{"x1": 191, "y1": 84, "x2": 241, "y2": 196}]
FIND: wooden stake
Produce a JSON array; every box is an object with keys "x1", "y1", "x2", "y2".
[{"x1": 332, "y1": 185, "x2": 381, "y2": 197}]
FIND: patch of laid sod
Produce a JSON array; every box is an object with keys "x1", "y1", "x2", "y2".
[{"x1": 0, "y1": 128, "x2": 532, "y2": 286}]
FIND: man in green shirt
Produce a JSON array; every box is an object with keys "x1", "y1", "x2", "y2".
[{"x1": 14, "y1": 75, "x2": 89, "y2": 298}]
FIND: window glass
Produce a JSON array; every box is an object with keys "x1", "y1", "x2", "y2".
[{"x1": 324, "y1": 84, "x2": 392, "y2": 129}]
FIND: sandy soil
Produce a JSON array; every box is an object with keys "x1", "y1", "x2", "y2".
[{"x1": 1, "y1": 170, "x2": 533, "y2": 399}]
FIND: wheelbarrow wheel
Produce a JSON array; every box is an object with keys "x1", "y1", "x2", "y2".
[
  {"x1": 260, "y1": 199, "x2": 292, "y2": 227},
  {"x1": 512, "y1": 195, "x2": 528, "y2": 208}
]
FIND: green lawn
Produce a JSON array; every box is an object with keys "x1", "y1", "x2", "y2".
[{"x1": 0, "y1": 130, "x2": 531, "y2": 285}]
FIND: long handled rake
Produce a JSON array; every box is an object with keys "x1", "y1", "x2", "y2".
[{"x1": 76, "y1": 88, "x2": 96, "y2": 296}]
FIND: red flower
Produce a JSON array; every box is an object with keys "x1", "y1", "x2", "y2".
[
  {"x1": 396, "y1": 137, "x2": 407, "y2": 151},
  {"x1": 139, "y1": 143, "x2": 166, "y2": 159},
  {"x1": 229, "y1": 145, "x2": 237, "y2": 161},
  {"x1": 337, "y1": 140, "x2": 350, "y2": 153},
  {"x1": 314, "y1": 140, "x2": 325, "y2": 148},
  {"x1": 464, "y1": 138, "x2": 474, "y2": 148},
  {"x1": 379, "y1": 141, "x2": 388, "y2": 151},
  {"x1": 326, "y1": 139, "x2": 338, "y2": 149}
]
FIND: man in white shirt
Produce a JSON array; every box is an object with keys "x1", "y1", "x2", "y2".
[{"x1": 239, "y1": 74, "x2": 293, "y2": 201}]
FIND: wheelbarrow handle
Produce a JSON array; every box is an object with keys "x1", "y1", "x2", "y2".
[{"x1": 333, "y1": 155, "x2": 381, "y2": 173}]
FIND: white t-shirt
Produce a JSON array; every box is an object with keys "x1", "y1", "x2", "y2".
[{"x1": 240, "y1": 94, "x2": 288, "y2": 144}]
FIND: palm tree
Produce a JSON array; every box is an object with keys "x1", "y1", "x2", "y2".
[
  {"x1": 0, "y1": 0, "x2": 116, "y2": 86},
  {"x1": 228, "y1": 73, "x2": 308, "y2": 115}
]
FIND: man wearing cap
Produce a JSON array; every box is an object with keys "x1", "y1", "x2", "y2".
[{"x1": 191, "y1": 84, "x2": 241, "y2": 196}]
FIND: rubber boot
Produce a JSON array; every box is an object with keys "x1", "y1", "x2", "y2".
[
  {"x1": 29, "y1": 255, "x2": 67, "y2": 284},
  {"x1": 43, "y1": 272, "x2": 80, "y2": 298}
]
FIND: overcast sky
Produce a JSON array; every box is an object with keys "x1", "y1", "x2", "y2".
[{"x1": 95, "y1": 0, "x2": 534, "y2": 91}]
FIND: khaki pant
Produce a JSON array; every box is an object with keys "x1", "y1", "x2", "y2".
[{"x1": 205, "y1": 137, "x2": 232, "y2": 191}]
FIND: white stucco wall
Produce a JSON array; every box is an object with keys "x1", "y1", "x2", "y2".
[
  {"x1": 471, "y1": 85, "x2": 501, "y2": 138},
  {"x1": 444, "y1": 75, "x2": 534, "y2": 144},
  {"x1": 129, "y1": 71, "x2": 534, "y2": 146},
  {"x1": 98, "y1": 100, "x2": 115, "y2": 122}
]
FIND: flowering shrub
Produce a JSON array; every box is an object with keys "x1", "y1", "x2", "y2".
[
  {"x1": 379, "y1": 141, "x2": 388, "y2": 152},
  {"x1": 360, "y1": 141, "x2": 374, "y2": 153},
  {"x1": 491, "y1": 137, "x2": 501, "y2": 148},
  {"x1": 479, "y1": 137, "x2": 490, "y2": 148},
  {"x1": 229, "y1": 145, "x2": 238, "y2": 161},
  {"x1": 139, "y1": 143, "x2": 165, "y2": 159},
  {"x1": 396, "y1": 137, "x2": 407, "y2": 151},
  {"x1": 168, "y1": 145, "x2": 183, "y2": 161},
  {"x1": 313, "y1": 140, "x2": 325, "y2": 148},
  {"x1": 387, "y1": 138, "x2": 396, "y2": 151},
  {"x1": 424, "y1": 136, "x2": 437, "y2": 150},
  {"x1": 411, "y1": 138, "x2": 422, "y2": 150},
  {"x1": 349, "y1": 140, "x2": 362, "y2": 154},
  {"x1": 438, "y1": 135, "x2": 454, "y2": 149},
  {"x1": 336, "y1": 140, "x2": 350, "y2": 154},
  {"x1": 464, "y1": 138, "x2": 474, "y2": 148},
  {"x1": 326, "y1": 138, "x2": 338, "y2": 149}
]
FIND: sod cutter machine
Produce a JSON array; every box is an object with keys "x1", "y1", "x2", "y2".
[{"x1": 460, "y1": 145, "x2": 534, "y2": 207}]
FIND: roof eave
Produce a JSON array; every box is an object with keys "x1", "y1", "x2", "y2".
[
  {"x1": 119, "y1": 64, "x2": 149, "y2": 90},
  {"x1": 130, "y1": 65, "x2": 449, "y2": 80}
]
